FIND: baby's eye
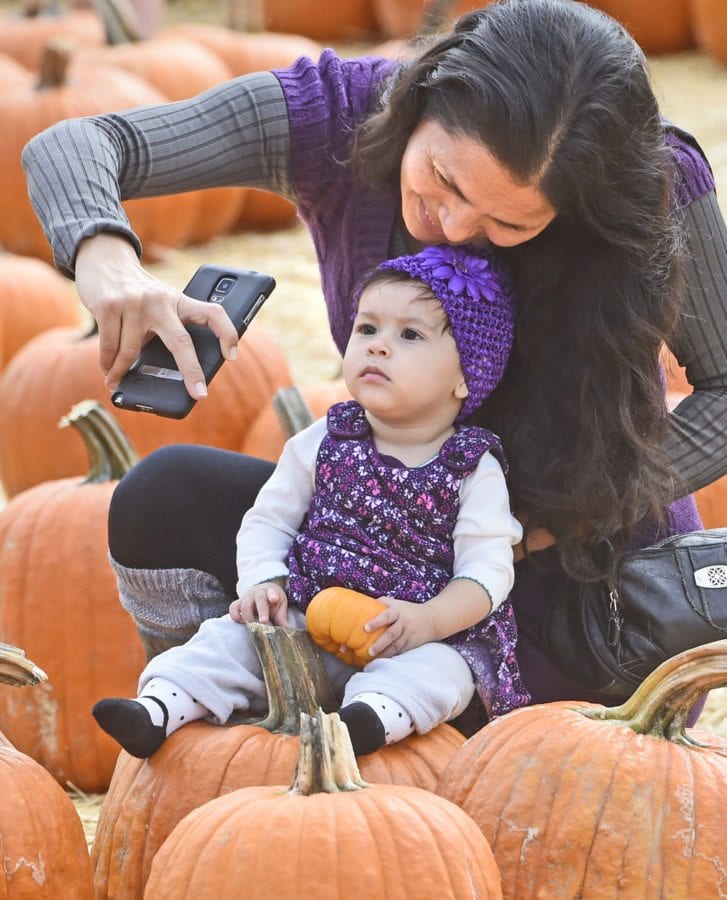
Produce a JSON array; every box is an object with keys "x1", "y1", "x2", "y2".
[
  {"x1": 356, "y1": 323, "x2": 376, "y2": 335},
  {"x1": 402, "y1": 328, "x2": 422, "y2": 341}
]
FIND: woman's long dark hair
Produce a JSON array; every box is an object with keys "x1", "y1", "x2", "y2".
[{"x1": 352, "y1": 0, "x2": 685, "y2": 580}]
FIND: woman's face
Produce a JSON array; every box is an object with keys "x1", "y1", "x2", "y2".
[{"x1": 400, "y1": 119, "x2": 556, "y2": 248}]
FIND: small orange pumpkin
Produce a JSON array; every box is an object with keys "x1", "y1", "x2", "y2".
[
  {"x1": 144, "y1": 710, "x2": 502, "y2": 900},
  {"x1": 437, "y1": 641, "x2": 727, "y2": 898},
  {"x1": 306, "y1": 587, "x2": 388, "y2": 666}
]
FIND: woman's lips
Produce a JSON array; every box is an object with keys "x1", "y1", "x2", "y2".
[{"x1": 420, "y1": 199, "x2": 445, "y2": 240}]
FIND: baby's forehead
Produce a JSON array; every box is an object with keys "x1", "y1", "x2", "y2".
[{"x1": 357, "y1": 276, "x2": 445, "y2": 318}]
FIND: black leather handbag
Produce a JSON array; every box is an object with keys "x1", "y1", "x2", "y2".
[{"x1": 543, "y1": 528, "x2": 727, "y2": 697}]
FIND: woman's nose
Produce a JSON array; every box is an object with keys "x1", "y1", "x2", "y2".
[{"x1": 439, "y1": 202, "x2": 478, "y2": 244}]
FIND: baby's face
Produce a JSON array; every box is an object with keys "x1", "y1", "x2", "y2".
[{"x1": 343, "y1": 280, "x2": 468, "y2": 428}]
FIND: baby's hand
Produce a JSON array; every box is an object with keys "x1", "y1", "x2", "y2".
[
  {"x1": 364, "y1": 597, "x2": 436, "y2": 659},
  {"x1": 230, "y1": 582, "x2": 289, "y2": 626}
]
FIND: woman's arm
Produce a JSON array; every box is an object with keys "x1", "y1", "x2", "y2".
[
  {"x1": 22, "y1": 71, "x2": 293, "y2": 276},
  {"x1": 665, "y1": 191, "x2": 727, "y2": 493},
  {"x1": 21, "y1": 72, "x2": 295, "y2": 396}
]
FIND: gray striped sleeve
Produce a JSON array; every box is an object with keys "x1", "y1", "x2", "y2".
[
  {"x1": 665, "y1": 191, "x2": 727, "y2": 493},
  {"x1": 22, "y1": 71, "x2": 292, "y2": 277}
]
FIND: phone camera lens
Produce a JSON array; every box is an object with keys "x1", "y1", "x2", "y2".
[{"x1": 214, "y1": 277, "x2": 235, "y2": 294}]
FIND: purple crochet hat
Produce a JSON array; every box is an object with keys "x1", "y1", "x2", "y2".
[{"x1": 373, "y1": 244, "x2": 516, "y2": 421}]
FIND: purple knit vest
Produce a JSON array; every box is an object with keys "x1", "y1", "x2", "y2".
[{"x1": 286, "y1": 401, "x2": 531, "y2": 717}]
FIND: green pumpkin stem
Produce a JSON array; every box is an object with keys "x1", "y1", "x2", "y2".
[
  {"x1": 578, "y1": 640, "x2": 727, "y2": 745},
  {"x1": 37, "y1": 38, "x2": 73, "y2": 90},
  {"x1": 59, "y1": 400, "x2": 139, "y2": 484},
  {"x1": 246, "y1": 623, "x2": 337, "y2": 735},
  {"x1": 0, "y1": 642, "x2": 48, "y2": 688},
  {"x1": 288, "y1": 709, "x2": 369, "y2": 796},
  {"x1": 272, "y1": 386, "x2": 315, "y2": 438}
]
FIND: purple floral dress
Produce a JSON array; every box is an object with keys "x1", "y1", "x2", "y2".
[{"x1": 287, "y1": 401, "x2": 530, "y2": 717}]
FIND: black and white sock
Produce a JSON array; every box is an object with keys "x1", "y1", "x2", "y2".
[
  {"x1": 339, "y1": 692, "x2": 415, "y2": 755},
  {"x1": 92, "y1": 678, "x2": 208, "y2": 759}
]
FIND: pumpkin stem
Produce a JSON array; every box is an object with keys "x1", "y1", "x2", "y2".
[
  {"x1": 59, "y1": 399, "x2": 139, "y2": 484},
  {"x1": 288, "y1": 710, "x2": 369, "y2": 796},
  {"x1": 0, "y1": 642, "x2": 48, "y2": 687},
  {"x1": 272, "y1": 386, "x2": 315, "y2": 438},
  {"x1": 578, "y1": 640, "x2": 727, "y2": 745},
  {"x1": 245, "y1": 623, "x2": 337, "y2": 735},
  {"x1": 37, "y1": 38, "x2": 73, "y2": 90}
]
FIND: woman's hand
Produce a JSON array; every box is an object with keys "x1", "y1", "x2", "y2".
[
  {"x1": 74, "y1": 233, "x2": 240, "y2": 400},
  {"x1": 363, "y1": 597, "x2": 436, "y2": 659},
  {"x1": 230, "y1": 582, "x2": 290, "y2": 626}
]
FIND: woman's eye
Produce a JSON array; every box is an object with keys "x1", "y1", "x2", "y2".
[{"x1": 402, "y1": 328, "x2": 422, "y2": 341}]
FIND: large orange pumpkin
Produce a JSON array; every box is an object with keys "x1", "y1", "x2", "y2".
[
  {"x1": 0, "y1": 401, "x2": 147, "y2": 793},
  {"x1": 373, "y1": 0, "x2": 491, "y2": 39},
  {"x1": 0, "y1": 252, "x2": 81, "y2": 373},
  {"x1": 163, "y1": 22, "x2": 322, "y2": 79},
  {"x1": 690, "y1": 0, "x2": 727, "y2": 65},
  {"x1": 585, "y1": 0, "x2": 693, "y2": 54},
  {"x1": 437, "y1": 641, "x2": 727, "y2": 898},
  {"x1": 259, "y1": 0, "x2": 377, "y2": 41},
  {"x1": 144, "y1": 709, "x2": 502, "y2": 900},
  {"x1": 0, "y1": 50, "x2": 31, "y2": 86},
  {"x1": 0, "y1": 643, "x2": 94, "y2": 899},
  {"x1": 91, "y1": 624, "x2": 466, "y2": 898},
  {"x1": 0, "y1": 320, "x2": 292, "y2": 497},
  {"x1": 0, "y1": 39, "x2": 198, "y2": 263}
]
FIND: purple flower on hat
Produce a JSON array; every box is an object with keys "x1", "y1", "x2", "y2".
[{"x1": 419, "y1": 245, "x2": 498, "y2": 302}]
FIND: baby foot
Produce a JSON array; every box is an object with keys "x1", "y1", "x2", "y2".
[{"x1": 92, "y1": 697, "x2": 168, "y2": 759}]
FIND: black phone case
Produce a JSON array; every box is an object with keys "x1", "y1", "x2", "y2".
[{"x1": 111, "y1": 264, "x2": 275, "y2": 419}]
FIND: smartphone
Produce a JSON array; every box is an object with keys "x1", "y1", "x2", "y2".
[{"x1": 111, "y1": 264, "x2": 276, "y2": 419}]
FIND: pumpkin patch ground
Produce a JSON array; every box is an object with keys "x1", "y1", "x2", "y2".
[{"x1": 0, "y1": 0, "x2": 726, "y2": 881}]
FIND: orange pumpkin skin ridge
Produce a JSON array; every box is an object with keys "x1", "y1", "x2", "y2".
[
  {"x1": 306, "y1": 587, "x2": 388, "y2": 666},
  {"x1": 436, "y1": 700, "x2": 727, "y2": 898}
]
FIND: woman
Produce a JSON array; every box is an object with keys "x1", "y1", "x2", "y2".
[{"x1": 22, "y1": 0, "x2": 727, "y2": 718}]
